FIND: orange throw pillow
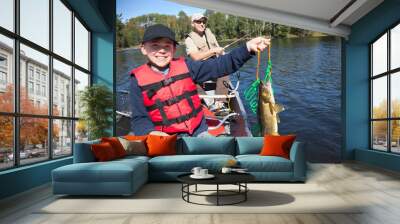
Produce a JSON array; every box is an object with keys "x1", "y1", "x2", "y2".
[
  {"x1": 124, "y1": 135, "x2": 148, "y2": 141},
  {"x1": 260, "y1": 135, "x2": 296, "y2": 159},
  {"x1": 146, "y1": 134, "x2": 177, "y2": 157},
  {"x1": 101, "y1": 137, "x2": 127, "y2": 158},
  {"x1": 91, "y1": 142, "x2": 117, "y2": 161}
]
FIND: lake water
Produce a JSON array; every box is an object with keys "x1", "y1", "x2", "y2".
[{"x1": 116, "y1": 36, "x2": 342, "y2": 162}]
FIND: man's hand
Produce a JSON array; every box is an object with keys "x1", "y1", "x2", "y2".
[
  {"x1": 149, "y1": 131, "x2": 170, "y2": 136},
  {"x1": 211, "y1": 47, "x2": 224, "y2": 56},
  {"x1": 246, "y1": 37, "x2": 271, "y2": 53}
]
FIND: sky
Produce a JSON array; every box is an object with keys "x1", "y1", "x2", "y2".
[
  {"x1": 117, "y1": 0, "x2": 205, "y2": 21},
  {"x1": 0, "y1": 0, "x2": 89, "y2": 72}
]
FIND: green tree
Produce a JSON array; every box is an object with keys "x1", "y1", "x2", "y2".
[
  {"x1": 291, "y1": 27, "x2": 311, "y2": 37},
  {"x1": 124, "y1": 19, "x2": 143, "y2": 46},
  {"x1": 225, "y1": 15, "x2": 237, "y2": 39},
  {"x1": 207, "y1": 12, "x2": 226, "y2": 39},
  {"x1": 271, "y1": 24, "x2": 290, "y2": 38},
  {"x1": 236, "y1": 17, "x2": 249, "y2": 37},
  {"x1": 116, "y1": 11, "x2": 320, "y2": 49},
  {"x1": 116, "y1": 14, "x2": 126, "y2": 48},
  {"x1": 177, "y1": 11, "x2": 191, "y2": 40}
]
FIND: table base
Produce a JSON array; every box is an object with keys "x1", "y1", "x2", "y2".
[{"x1": 181, "y1": 183, "x2": 249, "y2": 206}]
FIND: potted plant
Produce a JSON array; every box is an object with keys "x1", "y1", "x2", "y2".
[{"x1": 79, "y1": 84, "x2": 114, "y2": 140}]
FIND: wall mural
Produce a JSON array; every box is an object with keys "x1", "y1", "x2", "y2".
[{"x1": 116, "y1": 7, "x2": 341, "y2": 162}]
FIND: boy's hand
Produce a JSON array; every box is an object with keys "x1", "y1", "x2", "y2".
[
  {"x1": 149, "y1": 131, "x2": 170, "y2": 136},
  {"x1": 246, "y1": 37, "x2": 271, "y2": 53}
]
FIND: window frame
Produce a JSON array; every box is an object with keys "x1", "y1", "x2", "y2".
[
  {"x1": 0, "y1": 0, "x2": 92, "y2": 171},
  {"x1": 370, "y1": 20, "x2": 400, "y2": 154}
]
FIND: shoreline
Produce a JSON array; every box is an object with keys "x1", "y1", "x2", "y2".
[{"x1": 116, "y1": 33, "x2": 329, "y2": 52}]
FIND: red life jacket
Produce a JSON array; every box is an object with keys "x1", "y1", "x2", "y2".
[{"x1": 131, "y1": 57, "x2": 204, "y2": 134}]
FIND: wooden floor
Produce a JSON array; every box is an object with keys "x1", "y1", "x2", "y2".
[{"x1": 1, "y1": 162, "x2": 400, "y2": 224}]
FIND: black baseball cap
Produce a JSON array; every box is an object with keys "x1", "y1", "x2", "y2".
[{"x1": 142, "y1": 24, "x2": 178, "y2": 45}]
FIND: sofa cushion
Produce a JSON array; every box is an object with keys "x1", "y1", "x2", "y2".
[
  {"x1": 101, "y1": 137, "x2": 127, "y2": 158},
  {"x1": 52, "y1": 158, "x2": 147, "y2": 183},
  {"x1": 260, "y1": 135, "x2": 296, "y2": 159},
  {"x1": 118, "y1": 137, "x2": 147, "y2": 156},
  {"x1": 235, "y1": 137, "x2": 263, "y2": 155},
  {"x1": 91, "y1": 142, "x2": 118, "y2": 161},
  {"x1": 147, "y1": 134, "x2": 177, "y2": 157},
  {"x1": 53, "y1": 163, "x2": 133, "y2": 183},
  {"x1": 236, "y1": 155, "x2": 293, "y2": 172},
  {"x1": 181, "y1": 137, "x2": 235, "y2": 155},
  {"x1": 124, "y1": 135, "x2": 148, "y2": 141},
  {"x1": 149, "y1": 154, "x2": 235, "y2": 172},
  {"x1": 73, "y1": 140, "x2": 100, "y2": 163}
]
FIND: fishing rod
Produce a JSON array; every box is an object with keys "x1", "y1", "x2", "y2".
[
  {"x1": 203, "y1": 34, "x2": 250, "y2": 60},
  {"x1": 205, "y1": 33, "x2": 271, "y2": 60},
  {"x1": 223, "y1": 33, "x2": 272, "y2": 50},
  {"x1": 222, "y1": 34, "x2": 250, "y2": 50}
]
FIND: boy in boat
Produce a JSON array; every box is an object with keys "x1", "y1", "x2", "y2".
[{"x1": 130, "y1": 24, "x2": 270, "y2": 136}]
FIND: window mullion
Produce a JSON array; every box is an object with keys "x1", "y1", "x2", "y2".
[
  {"x1": 370, "y1": 45, "x2": 373, "y2": 149},
  {"x1": 71, "y1": 10, "x2": 76, "y2": 154},
  {"x1": 87, "y1": 26, "x2": 90, "y2": 76},
  {"x1": 13, "y1": 0, "x2": 20, "y2": 167},
  {"x1": 49, "y1": 0, "x2": 53, "y2": 160},
  {"x1": 387, "y1": 29, "x2": 391, "y2": 152}
]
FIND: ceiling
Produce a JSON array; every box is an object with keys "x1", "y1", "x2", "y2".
[{"x1": 169, "y1": 0, "x2": 384, "y2": 37}]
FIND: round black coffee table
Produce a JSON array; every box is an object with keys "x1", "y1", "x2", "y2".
[{"x1": 177, "y1": 173, "x2": 255, "y2": 206}]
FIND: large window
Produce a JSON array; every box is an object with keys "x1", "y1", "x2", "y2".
[
  {"x1": 0, "y1": 0, "x2": 91, "y2": 170},
  {"x1": 370, "y1": 23, "x2": 400, "y2": 153}
]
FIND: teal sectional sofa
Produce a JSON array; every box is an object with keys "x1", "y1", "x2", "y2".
[{"x1": 52, "y1": 137, "x2": 306, "y2": 196}]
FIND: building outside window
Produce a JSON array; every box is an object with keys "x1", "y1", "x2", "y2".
[
  {"x1": 0, "y1": 54, "x2": 7, "y2": 67},
  {"x1": 61, "y1": 80, "x2": 65, "y2": 91},
  {"x1": 370, "y1": 23, "x2": 400, "y2": 154},
  {"x1": 35, "y1": 83, "x2": 40, "y2": 95},
  {"x1": 0, "y1": 54, "x2": 7, "y2": 90},
  {"x1": 0, "y1": 71, "x2": 6, "y2": 85},
  {"x1": 0, "y1": 71, "x2": 7, "y2": 92},
  {"x1": 42, "y1": 85, "x2": 46, "y2": 97},
  {"x1": 28, "y1": 66, "x2": 34, "y2": 80},
  {"x1": 54, "y1": 88, "x2": 58, "y2": 104},
  {"x1": 28, "y1": 81, "x2": 34, "y2": 94},
  {"x1": 41, "y1": 73, "x2": 46, "y2": 83},
  {"x1": 35, "y1": 69, "x2": 40, "y2": 81}
]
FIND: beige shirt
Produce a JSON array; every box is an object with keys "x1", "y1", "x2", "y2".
[{"x1": 185, "y1": 33, "x2": 221, "y2": 56}]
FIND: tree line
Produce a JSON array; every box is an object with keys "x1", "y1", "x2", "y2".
[{"x1": 117, "y1": 10, "x2": 318, "y2": 49}]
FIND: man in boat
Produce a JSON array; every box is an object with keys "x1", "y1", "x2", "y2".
[
  {"x1": 185, "y1": 13, "x2": 229, "y2": 107},
  {"x1": 130, "y1": 24, "x2": 270, "y2": 136}
]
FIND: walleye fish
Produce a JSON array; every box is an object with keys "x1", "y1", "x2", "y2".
[{"x1": 258, "y1": 80, "x2": 284, "y2": 135}]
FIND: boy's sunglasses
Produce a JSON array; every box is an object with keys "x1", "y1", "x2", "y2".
[{"x1": 194, "y1": 20, "x2": 207, "y2": 24}]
